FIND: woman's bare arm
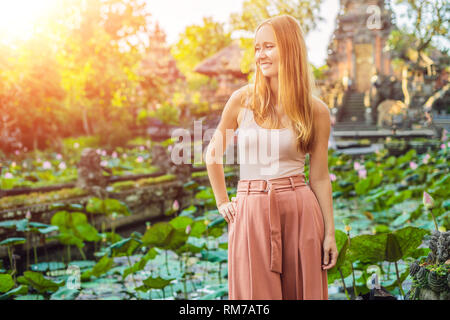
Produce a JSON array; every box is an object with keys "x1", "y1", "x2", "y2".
[
  {"x1": 205, "y1": 87, "x2": 243, "y2": 208},
  {"x1": 309, "y1": 96, "x2": 338, "y2": 270},
  {"x1": 309, "y1": 97, "x2": 335, "y2": 237}
]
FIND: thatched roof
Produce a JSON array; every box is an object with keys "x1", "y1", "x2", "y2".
[{"x1": 194, "y1": 41, "x2": 248, "y2": 78}]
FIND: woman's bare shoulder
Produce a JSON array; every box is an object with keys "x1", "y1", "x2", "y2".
[
  {"x1": 311, "y1": 95, "x2": 331, "y2": 130},
  {"x1": 235, "y1": 84, "x2": 254, "y2": 126}
]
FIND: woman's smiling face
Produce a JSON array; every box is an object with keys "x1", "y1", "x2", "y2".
[{"x1": 254, "y1": 24, "x2": 279, "y2": 78}]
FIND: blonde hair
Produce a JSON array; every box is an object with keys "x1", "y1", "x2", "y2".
[{"x1": 242, "y1": 15, "x2": 317, "y2": 154}]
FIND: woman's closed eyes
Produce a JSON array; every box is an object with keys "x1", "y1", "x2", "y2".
[{"x1": 255, "y1": 45, "x2": 274, "y2": 52}]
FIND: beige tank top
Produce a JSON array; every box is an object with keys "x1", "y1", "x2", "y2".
[{"x1": 237, "y1": 107, "x2": 306, "y2": 180}]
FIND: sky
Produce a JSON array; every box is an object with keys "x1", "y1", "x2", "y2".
[{"x1": 147, "y1": 0, "x2": 340, "y2": 67}]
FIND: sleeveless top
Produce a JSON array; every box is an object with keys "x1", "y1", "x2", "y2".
[{"x1": 237, "y1": 107, "x2": 306, "y2": 180}]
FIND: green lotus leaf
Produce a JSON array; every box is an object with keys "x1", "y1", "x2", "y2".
[
  {"x1": 164, "y1": 229, "x2": 189, "y2": 251},
  {"x1": 107, "y1": 237, "x2": 142, "y2": 257},
  {"x1": 142, "y1": 222, "x2": 173, "y2": 247},
  {"x1": 200, "y1": 249, "x2": 228, "y2": 263},
  {"x1": 85, "y1": 255, "x2": 115, "y2": 278},
  {"x1": 38, "y1": 226, "x2": 59, "y2": 234},
  {"x1": 50, "y1": 287, "x2": 80, "y2": 300},
  {"x1": 122, "y1": 248, "x2": 158, "y2": 280},
  {"x1": 14, "y1": 294, "x2": 44, "y2": 300},
  {"x1": 207, "y1": 216, "x2": 226, "y2": 229},
  {"x1": 17, "y1": 271, "x2": 64, "y2": 293},
  {"x1": 0, "y1": 237, "x2": 26, "y2": 246},
  {"x1": 85, "y1": 197, "x2": 104, "y2": 214},
  {"x1": 169, "y1": 216, "x2": 193, "y2": 231},
  {"x1": 0, "y1": 285, "x2": 28, "y2": 300},
  {"x1": 141, "y1": 275, "x2": 175, "y2": 290},
  {"x1": 30, "y1": 262, "x2": 66, "y2": 272},
  {"x1": 0, "y1": 274, "x2": 14, "y2": 293},
  {"x1": 189, "y1": 220, "x2": 207, "y2": 238},
  {"x1": 0, "y1": 220, "x2": 22, "y2": 229}
]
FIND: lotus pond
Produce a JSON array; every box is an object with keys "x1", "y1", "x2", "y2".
[{"x1": 0, "y1": 140, "x2": 449, "y2": 300}]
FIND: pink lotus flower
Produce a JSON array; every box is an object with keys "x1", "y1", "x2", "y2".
[
  {"x1": 42, "y1": 161, "x2": 52, "y2": 170},
  {"x1": 441, "y1": 129, "x2": 447, "y2": 141},
  {"x1": 354, "y1": 162, "x2": 361, "y2": 171},
  {"x1": 136, "y1": 156, "x2": 144, "y2": 163},
  {"x1": 11, "y1": 162, "x2": 16, "y2": 168},
  {"x1": 168, "y1": 145, "x2": 173, "y2": 152},
  {"x1": 100, "y1": 160, "x2": 108, "y2": 167},
  {"x1": 101, "y1": 150, "x2": 107, "y2": 156},
  {"x1": 96, "y1": 149, "x2": 101, "y2": 155},
  {"x1": 441, "y1": 144, "x2": 446, "y2": 149},
  {"x1": 56, "y1": 154, "x2": 62, "y2": 160},
  {"x1": 172, "y1": 200, "x2": 180, "y2": 211},
  {"x1": 26, "y1": 210, "x2": 31, "y2": 220},
  {"x1": 122, "y1": 153, "x2": 127, "y2": 159},
  {"x1": 423, "y1": 191, "x2": 435, "y2": 209},
  {"x1": 4, "y1": 172, "x2": 13, "y2": 179},
  {"x1": 185, "y1": 224, "x2": 191, "y2": 235},
  {"x1": 58, "y1": 162, "x2": 67, "y2": 170},
  {"x1": 73, "y1": 142, "x2": 79, "y2": 149},
  {"x1": 139, "y1": 146, "x2": 145, "y2": 151},
  {"x1": 329, "y1": 173, "x2": 337, "y2": 182},
  {"x1": 409, "y1": 161, "x2": 418, "y2": 170},
  {"x1": 358, "y1": 169, "x2": 367, "y2": 179},
  {"x1": 112, "y1": 152, "x2": 118, "y2": 158},
  {"x1": 15, "y1": 150, "x2": 20, "y2": 155}
]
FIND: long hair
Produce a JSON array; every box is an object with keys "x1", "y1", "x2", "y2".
[{"x1": 242, "y1": 15, "x2": 317, "y2": 154}]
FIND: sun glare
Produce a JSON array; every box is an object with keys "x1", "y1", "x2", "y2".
[{"x1": 0, "y1": 0, "x2": 59, "y2": 43}]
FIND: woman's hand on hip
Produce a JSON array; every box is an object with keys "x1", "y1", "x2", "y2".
[{"x1": 218, "y1": 197, "x2": 237, "y2": 223}]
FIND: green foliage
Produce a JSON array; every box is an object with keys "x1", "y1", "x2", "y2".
[
  {"x1": 0, "y1": 188, "x2": 87, "y2": 211},
  {"x1": 105, "y1": 237, "x2": 143, "y2": 258},
  {"x1": 82, "y1": 255, "x2": 115, "y2": 280},
  {"x1": 50, "y1": 287, "x2": 80, "y2": 300},
  {"x1": 86, "y1": 197, "x2": 131, "y2": 216},
  {"x1": 50, "y1": 211, "x2": 101, "y2": 248},
  {"x1": 0, "y1": 237, "x2": 26, "y2": 246},
  {"x1": 390, "y1": 0, "x2": 448, "y2": 57},
  {"x1": 327, "y1": 230, "x2": 352, "y2": 284},
  {"x1": 122, "y1": 248, "x2": 158, "y2": 280},
  {"x1": 346, "y1": 227, "x2": 429, "y2": 264},
  {"x1": 147, "y1": 102, "x2": 180, "y2": 126},
  {"x1": 17, "y1": 271, "x2": 64, "y2": 293},
  {"x1": 0, "y1": 274, "x2": 15, "y2": 293},
  {"x1": 135, "y1": 275, "x2": 175, "y2": 291},
  {"x1": 0, "y1": 285, "x2": 28, "y2": 300},
  {"x1": 171, "y1": 16, "x2": 232, "y2": 88}
]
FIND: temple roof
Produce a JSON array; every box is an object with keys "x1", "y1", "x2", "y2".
[{"x1": 194, "y1": 40, "x2": 249, "y2": 78}]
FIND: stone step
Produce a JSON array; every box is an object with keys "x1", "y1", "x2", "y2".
[{"x1": 334, "y1": 124, "x2": 378, "y2": 131}]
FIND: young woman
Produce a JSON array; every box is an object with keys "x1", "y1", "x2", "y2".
[{"x1": 205, "y1": 15, "x2": 337, "y2": 300}]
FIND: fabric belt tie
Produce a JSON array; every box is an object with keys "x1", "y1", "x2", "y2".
[{"x1": 236, "y1": 174, "x2": 307, "y2": 274}]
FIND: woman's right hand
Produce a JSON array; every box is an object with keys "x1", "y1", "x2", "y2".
[{"x1": 218, "y1": 197, "x2": 237, "y2": 223}]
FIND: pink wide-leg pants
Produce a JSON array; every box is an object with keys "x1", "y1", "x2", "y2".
[{"x1": 228, "y1": 173, "x2": 328, "y2": 300}]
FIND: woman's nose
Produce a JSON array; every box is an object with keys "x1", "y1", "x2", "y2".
[{"x1": 257, "y1": 50, "x2": 268, "y2": 60}]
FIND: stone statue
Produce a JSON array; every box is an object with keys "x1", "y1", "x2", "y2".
[{"x1": 76, "y1": 148, "x2": 111, "y2": 199}]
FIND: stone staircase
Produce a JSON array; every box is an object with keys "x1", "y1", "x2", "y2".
[{"x1": 335, "y1": 91, "x2": 377, "y2": 131}]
